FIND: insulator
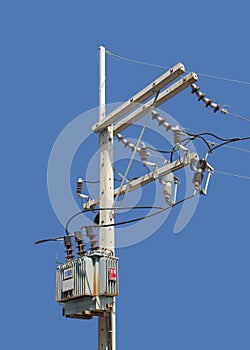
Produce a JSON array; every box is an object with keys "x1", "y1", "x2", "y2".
[
  {"x1": 116, "y1": 133, "x2": 124, "y2": 140},
  {"x1": 163, "y1": 122, "x2": 172, "y2": 131},
  {"x1": 158, "y1": 118, "x2": 166, "y2": 125},
  {"x1": 139, "y1": 143, "x2": 149, "y2": 162},
  {"x1": 86, "y1": 227, "x2": 99, "y2": 251},
  {"x1": 74, "y1": 231, "x2": 86, "y2": 256},
  {"x1": 193, "y1": 172, "x2": 203, "y2": 188},
  {"x1": 89, "y1": 240, "x2": 98, "y2": 251},
  {"x1": 128, "y1": 142, "x2": 136, "y2": 150},
  {"x1": 191, "y1": 84, "x2": 200, "y2": 94},
  {"x1": 157, "y1": 117, "x2": 172, "y2": 131},
  {"x1": 191, "y1": 84, "x2": 223, "y2": 114},
  {"x1": 64, "y1": 236, "x2": 74, "y2": 260},
  {"x1": 151, "y1": 110, "x2": 164, "y2": 125},
  {"x1": 123, "y1": 139, "x2": 130, "y2": 147},
  {"x1": 173, "y1": 126, "x2": 181, "y2": 145},
  {"x1": 197, "y1": 92, "x2": 206, "y2": 101},
  {"x1": 163, "y1": 173, "x2": 174, "y2": 203},
  {"x1": 117, "y1": 134, "x2": 137, "y2": 152},
  {"x1": 192, "y1": 159, "x2": 207, "y2": 189},
  {"x1": 157, "y1": 117, "x2": 166, "y2": 125},
  {"x1": 151, "y1": 110, "x2": 172, "y2": 132},
  {"x1": 76, "y1": 178, "x2": 83, "y2": 195},
  {"x1": 211, "y1": 103, "x2": 220, "y2": 113},
  {"x1": 204, "y1": 98, "x2": 212, "y2": 107},
  {"x1": 151, "y1": 110, "x2": 160, "y2": 119}
]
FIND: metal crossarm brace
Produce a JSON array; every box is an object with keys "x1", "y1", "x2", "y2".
[
  {"x1": 113, "y1": 72, "x2": 198, "y2": 135},
  {"x1": 92, "y1": 62, "x2": 186, "y2": 133},
  {"x1": 84, "y1": 152, "x2": 198, "y2": 209}
]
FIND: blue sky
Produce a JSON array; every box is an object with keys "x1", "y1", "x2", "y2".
[{"x1": 2, "y1": 1, "x2": 250, "y2": 349}]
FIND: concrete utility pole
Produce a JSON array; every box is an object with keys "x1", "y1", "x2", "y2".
[
  {"x1": 98, "y1": 45, "x2": 116, "y2": 350},
  {"x1": 39, "y1": 45, "x2": 203, "y2": 350},
  {"x1": 93, "y1": 46, "x2": 198, "y2": 349}
]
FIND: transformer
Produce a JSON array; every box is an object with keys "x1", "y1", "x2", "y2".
[{"x1": 56, "y1": 250, "x2": 118, "y2": 319}]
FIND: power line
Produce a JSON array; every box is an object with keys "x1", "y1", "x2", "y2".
[
  {"x1": 113, "y1": 92, "x2": 160, "y2": 208},
  {"x1": 113, "y1": 115, "x2": 151, "y2": 208},
  {"x1": 65, "y1": 205, "x2": 168, "y2": 235},
  {"x1": 107, "y1": 49, "x2": 250, "y2": 125},
  {"x1": 105, "y1": 50, "x2": 169, "y2": 70},
  {"x1": 207, "y1": 137, "x2": 250, "y2": 154},
  {"x1": 223, "y1": 145, "x2": 250, "y2": 154},
  {"x1": 215, "y1": 170, "x2": 250, "y2": 181},
  {"x1": 190, "y1": 83, "x2": 250, "y2": 124},
  {"x1": 221, "y1": 105, "x2": 250, "y2": 123},
  {"x1": 106, "y1": 49, "x2": 250, "y2": 86},
  {"x1": 184, "y1": 131, "x2": 233, "y2": 142},
  {"x1": 81, "y1": 177, "x2": 139, "y2": 184},
  {"x1": 66, "y1": 194, "x2": 196, "y2": 235},
  {"x1": 196, "y1": 73, "x2": 250, "y2": 86}
]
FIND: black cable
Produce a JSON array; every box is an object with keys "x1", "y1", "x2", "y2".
[
  {"x1": 115, "y1": 177, "x2": 139, "y2": 181},
  {"x1": 208, "y1": 137, "x2": 250, "y2": 154},
  {"x1": 65, "y1": 205, "x2": 168, "y2": 235},
  {"x1": 34, "y1": 237, "x2": 65, "y2": 244},
  {"x1": 82, "y1": 179, "x2": 100, "y2": 184},
  {"x1": 36, "y1": 207, "x2": 168, "y2": 244},
  {"x1": 81, "y1": 207, "x2": 169, "y2": 231},
  {"x1": 193, "y1": 135, "x2": 212, "y2": 151},
  {"x1": 78, "y1": 194, "x2": 195, "y2": 232},
  {"x1": 184, "y1": 131, "x2": 240, "y2": 142},
  {"x1": 81, "y1": 177, "x2": 140, "y2": 184},
  {"x1": 146, "y1": 146, "x2": 175, "y2": 154},
  {"x1": 181, "y1": 132, "x2": 211, "y2": 151},
  {"x1": 170, "y1": 146, "x2": 177, "y2": 163},
  {"x1": 195, "y1": 132, "x2": 233, "y2": 142},
  {"x1": 36, "y1": 196, "x2": 196, "y2": 244}
]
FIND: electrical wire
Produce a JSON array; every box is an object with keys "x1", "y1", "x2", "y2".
[
  {"x1": 116, "y1": 133, "x2": 167, "y2": 164},
  {"x1": 81, "y1": 207, "x2": 169, "y2": 231},
  {"x1": 146, "y1": 145, "x2": 175, "y2": 154},
  {"x1": 66, "y1": 194, "x2": 196, "y2": 235},
  {"x1": 34, "y1": 237, "x2": 64, "y2": 245},
  {"x1": 105, "y1": 50, "x2": 169, "y2": 70},
  {"x1": 214, "y1": 170, "x2": 250, "y2": 181},
  {"x1": 113, "y1": 116, "x2": 150, "y2": 207},
  {"x1": 184, "y1": 131, "x2": 234, "y2": 142},
  {"x1": 207, "y1": 137, "x2": 250, "y2": 154},
  {"x1": 81, "y1": 179, "x2": 100, "y2": 184},
  {"x1": 36, "y1": 194, "x2": 196, "y2": 244},
  {"x1": 114, "y1": 93, "x2": 160, "y2": 208},
  {"x1": 189, "y1": 134, "x2": 212, "y2": 151},
  {"x1": 170, "y1": 146, "x2": 177, "y2": 163},
  {"x1": 107, "y1": 50, "x2": 250, "y2": 130},
  {"x1": 223, "y1": 145, "x2": 250, "y2": 154},
  {"x1": 181, "y1": 131, "x2": 250, "y2": 156},
  {"x1": 105, "y1": 49, "x2": 250, "y2": 86},
  {"x1": 147, "y1": 150, "x2": 168, "y2": 162},
  {"x1": 151, "y1": 107, "x2": 249, "y2": 154},
  {"x1": 116, "y1": 120, "x2": 250, "y2": 161},
  {"x1": 65, "y1": 205, "x2": 168, "y2": 235},
  {"x1": 221, "y1": 105, "x2": 250, "y2": 124},
  {"x1": 81, "y1": 177, "x2": 139, "y2": 184},
  {"x1": 196, "y1": 73, "x2": 250, "y2": 86}
]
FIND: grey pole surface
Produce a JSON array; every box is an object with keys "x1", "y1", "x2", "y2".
[{"x1": 98, "y1": 45, "x2": 116, "y2": 350}]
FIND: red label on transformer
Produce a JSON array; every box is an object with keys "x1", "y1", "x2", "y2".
[{"x1": 109, "y1": 267, "x2": 117, "y2": 281}]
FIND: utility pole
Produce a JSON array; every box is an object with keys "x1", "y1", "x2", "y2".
[
  {"x1": 94, "y1": 47, "x2": 198, "y2": 350},
  {"x1": 98, "y1": 45, "x2": 116, "y2": 350},
  {"x1": 47, "y1": 46, "x2": 202, "y2": 350}
]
